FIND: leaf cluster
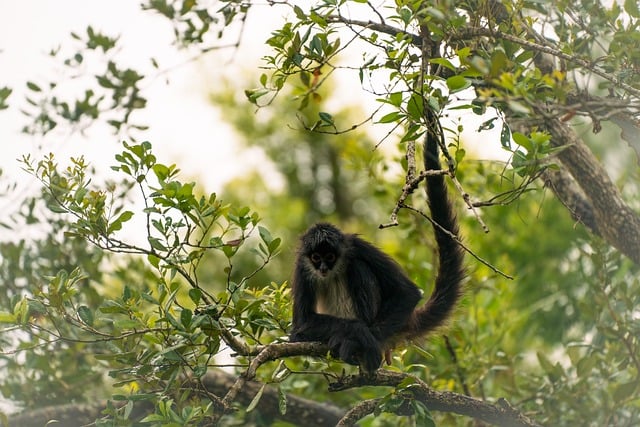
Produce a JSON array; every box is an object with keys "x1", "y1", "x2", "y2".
[{"x1": 2, "y1": 142, "x2": 289, "y2": 424}]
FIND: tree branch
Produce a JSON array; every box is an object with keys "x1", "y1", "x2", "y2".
[
  {"x1": 221, "y1": 342, "x2": 538, "y2": 426},
  {"x1": 337, "y1": 398, "x2": 381, "y2": 426},
  {"x1": 538, "y1": 109, "x2": 640, "y2": 264},
  {"x1": 200, "y1": 370, "x2": 345, "y2": 426},
  {"x1": 216, "y1": 341, "x2": 329, "y2": 423},
  {"x1": 325, "y1": 15, "x2": 421, "y2": 45},
  {"x1": 454, "y1": 28, "x2": 640, "y2": 99},
  {"x1": 541, "y1": 167, "x2": 600, "y2": 234},
  {"x1": 7, "y1": 369, "x2": 346, "y2": 427},
  {"x1": 329, "y1": 370, "x2": 541, "y2": 427}
]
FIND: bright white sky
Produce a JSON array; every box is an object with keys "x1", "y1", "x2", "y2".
[{"x1": 0, "y1": 1, "x2": 279, "y2": 200}]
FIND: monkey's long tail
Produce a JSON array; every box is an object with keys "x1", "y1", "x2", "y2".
[{"x1": 408, "y1": 109, "x2": 465, "y2": 339}]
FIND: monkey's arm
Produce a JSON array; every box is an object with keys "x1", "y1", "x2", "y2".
[
  {"x1": 290, "y1": 261, "x2": 382, "y2": 371},
  {"x1": 289, "y1": 261, "x2": 370, "y2": 343},
  {"x1": 290, "y1": 303, "x2": 382, "y2": 370}
]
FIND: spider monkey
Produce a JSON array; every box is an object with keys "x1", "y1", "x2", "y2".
[{"x1": 289, "y1": 110, "x2": 465, "y2": 372}]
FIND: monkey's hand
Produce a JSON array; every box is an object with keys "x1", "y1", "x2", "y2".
[
  {"x1": 288, "y1": 329, "x2": 311, "y2": 343},
  {"x1": 328, "y1": 321, "x2": 382, "y2": 373}
]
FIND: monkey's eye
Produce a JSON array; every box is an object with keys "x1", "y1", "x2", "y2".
[
  {"x1": 310, "y1": 253, "x2": 321, "y2": 263},
  {"x1": 325, "y1": 253, "x2": 336, "y2": 262}
]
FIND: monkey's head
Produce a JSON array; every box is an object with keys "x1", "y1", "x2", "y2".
[{"x1": 299, "y1": 223, "x2": 345, "y2": 279}]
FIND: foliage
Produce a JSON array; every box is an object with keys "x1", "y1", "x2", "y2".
[
  {"x1": 1, "y1": 0, "x2": 640, "y2": 426},
  {"x1": 2, "y1": 142, "x2": 284, "y2": 423}
]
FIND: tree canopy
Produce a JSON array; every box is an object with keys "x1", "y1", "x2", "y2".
[{"x1": 1, "y1": 1, "x2": 639, "y2": 426}]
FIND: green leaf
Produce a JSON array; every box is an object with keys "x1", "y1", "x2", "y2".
[
  {"x1": 396, "y1": 376, "x2": 420, "y2": 390},
  {"x1": 412, "y1": 400, "x2": 435, "y2": 427},
  {"x1": 406, "y1": 93, "x2": 424, "y2": 122},
  {"x1": 268, "y1": 237, "x2": 281, "y2": 253},
  {"x1": 388, "y1": 91, "x2": 403, "y2": 107},
  {"x1": 127, "y1": 393, "x2": 157, "y2": 401},
  {"x1": 430, "y1": 57, "x2": 456, "y2": 71},
  {"x1": 625, "y1": 0, "x2": 640, "y2": 17},
  {"x1": 614, "y1": 381, "x2": 638, "y2": 403},
  {"x1": 99, "y1": 302, "x2": 129, "y2": 314},
  {"x1": 500, "y1": 122, "x2": 511, "y2": 149},
  {"x1": 148, "y1": 254, "x2": 160, "y2": 268},
  {"x1": 245, "y1": 88, "x2": 269, "y2": 104},
  {"x1": 258, "y1": 226, "x2": 273, "y2": 244},
  {"x1": 114, "y1": 319, "x2": 140, "y2": 329},
  {"x1": 108, "y1": 210, "x2": 134, "y2": 233},
  {"x1": 247, "y1": 384, "x2": 266, "y2": 412},
  {"x1": 0, "y1": 311, "x2": 16, "y2": 323},
  {"x1": 78, "y1": 305, "x2": 94, "y2": 326},
  {"x1": 188, "y1": 288, "x2": 202, "y2": 305},
  {"x1": 537, "y1": 351, "x2": 564, "y2": 382},
  {"x1": 512, "y1": 132, "x2": 532, "y2": 151},
  {"x1": 0, "y1": 86, "x2": 12, "y2": 110},
  {"x1": 489, "y1": 50, "x2": 508, "y2": 77},
  {"x1": 293, "y1": 5, "x2": 305, "y2": 19},
  {"x1": 193, "y1": 364, "x2": 207, "y2": 378},
  {"x1": 378, "y1": 111, "x2": 402, "y2": 124},
  {"x1": 148, "y1": 237, "x2": 166, "y2": 252},
  {"x1": 318, "y1": 111, "x2": 334, "y2": 126},
  {"x1": 26, "y1": 81, "x2": 42, "y2": 92},
  {"x1": 278, "y1": 385, "x2": 287, "y2": 415},
  {"x1": 446, "y1": 75, "x2": 471, "y2": 93},
  {"x1": 181, "y1": 308, "x2": 193, "y2": 328},
  {"x1": 152, "y1": 164, "x2": 170, "y2": 180}
]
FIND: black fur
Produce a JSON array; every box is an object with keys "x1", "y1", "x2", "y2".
[{"x1": 290, "y1": 110, "x2": 464, "y2": 372}]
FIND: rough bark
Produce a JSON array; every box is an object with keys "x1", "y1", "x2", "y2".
[
  {"x1": 541, "y1": 167, "x2": 600, "y2": 234},
  {"x1": 538, "y1": 111, "x2": 640, "y2": 264},
  {"x1": 7, "y1": 370, "x2": 345, "y2": 427},
  {"x1": 330, "y1": 370, "x2": 541, "y2": 427},
  {"x1": 8, "y1": 343, "x2": 541, "y2": 427}
]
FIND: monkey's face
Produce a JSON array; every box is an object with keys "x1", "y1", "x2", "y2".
[
  {"x1": 299, "y1": 222, "x2": 345, "y2": 281},
  {"x1": 308, "y1": 250, "x2": 337, "y2": 277}
]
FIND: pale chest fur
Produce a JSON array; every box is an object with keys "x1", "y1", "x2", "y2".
[{"x1": 314, "y1": 276, "x2": 357, "y2": 319}]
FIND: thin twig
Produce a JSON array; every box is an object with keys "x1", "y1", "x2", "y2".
[
  {"x1": 379, "y1": 169, "x2": 449, "y2": 229},
  {"x1": 402, "y1": 203, "x2": 513, "y2": 280},
  {"x1": 450, "y1": 172, "x2": 490, "y2": 233},
  {"x1": 444, "y1": 335, "x2": 472, "y2": 397},
  {"x1": 325, "y1": 14, "x2": 640, "y2": 98}
]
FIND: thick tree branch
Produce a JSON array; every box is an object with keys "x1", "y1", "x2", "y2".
[
  {"x1": 201, "y1": 370, "x2": 344, "y2": 426},
  {"x1": 326, "y1": 14, "x2": 640, "y2": 99},
  {"x1": 542, "y1": 167, "x2": 599, "y2": 234},
  {"x1": 329, "y1": 370, "x2": 541, "y2": 427},
  {"x1": 222, "y1": 341, "x2": 327, "y2": 406},
  {"x1": 538, "y1": 111, "x2": 640, "y2": 264},
  {"x1": 8, "y1": 402, "x2": 153, "y2": 427},
  {"x1": 455, "y1": 27, "x2": 640, "y2": 99},
  {"x1": 222, "y1": 342, "x2": 539, "y2": 426},
  {"x1": 7, "y1": 369, "x2": 345, "y2": 427}
]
